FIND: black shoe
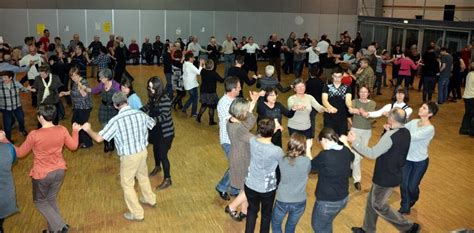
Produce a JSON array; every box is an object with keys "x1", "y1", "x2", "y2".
[
  {"x1": 398, "y1": 208, "x2": 410, "y2": 215},
  {"x1": 354, "y1": 182, "x2": 361, "y2": 191},
  {"x1": 149, "y1": 166, "x2": 162, "y2": 176},
  {"x1": 225, "y1": 205, "x2": 242, "y2": 222},
  {"x1": 196, "y1": 114, "x2": 202, "y2": 123},
  {"x1": 209, "y1": 121, "x2": 217, "y2": 126},
  {"x1": 103, "y1": 142, "x2": 109, "y2": 153},
  {"x1": 216, "y1": 188, "x2": 230, "y2": 201},
  {"x1": 351, "y1": 227, "x2": 366, "y2": 233},
  {"x1": 406, "y1": 223, "x2": 420, "y2": 233},
  {"x1": 409, "y1": 201, "x2": 416, "y2": 208},
  {"x1": 157, "y1": 178, "x2": 172, "y2": 190},
  {"x1": 238, "y1": 212, "x2": 247, "y2": 220},
  {"x1": 376, "y1": 92, "x2": 382, "y2": 95}
]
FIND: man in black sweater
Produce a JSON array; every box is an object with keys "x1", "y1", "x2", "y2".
[{"x1": 347, "y1": 108, "x2": 420, "y2": 233}]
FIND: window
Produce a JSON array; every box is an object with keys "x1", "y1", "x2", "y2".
[
  {"x1": 405, "y1": 29, "x2": 419, "y2": 50},
  {"x1": 391, "y1": 28, "x2": 403, "y2": 50},
  {"x1": 374, "y1": 25, "x2": 388, "y2": 50},
  {"x1": 422, "y1": 29, "x2": 444, "y2": 53},
  {"x1": 359, "y1": 23, "x2": 374, "y2": 48},
  {"x1": 445, "y1": 31, "x2": 469, "y2": 53}
]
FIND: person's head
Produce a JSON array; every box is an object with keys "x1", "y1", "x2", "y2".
[
  {"x1": 347, "y1": 46, "x2": 354, "y2": 54},
  {"x1": 358, "y1": 85, "x2": 370, "y2": 100},
  {"x1": 155, "y1": 35, "x2": 161, "y2": 41},
  {"x1": 235, "y1": 55, "x2": 245, "y2": 65},
  {"x1": 120, "y1": 79, "x2": 135, "y2": 96},
  {"x1": 98, "y1": 68, "x2": 113, "y2": 83},
  {"x1": 3, "y1": 53, "x2": 11, "y2": 63},
  {"x1": 0, "y1": 70, "x2": 14, "y2": 84},
  {"x1": 229, "y1": 97, "x2": 250, "y2": 121},
  {"x1": 392, "y1": 86, "x2": 409, "y2": 103},
  {"x1": 210, "y1": 36, "x2": 217, "y2": 45},
  {"x1": 184, "y1": 52, "x2": 194, "y2": 62},
  {"x1": 109, "y1": 34, "x2": 115, "y2": 41},
  {"x1": 271, "y1": 33, "x2": 278, "y2": 41},
  {"x1": 265, "y1": 65, "x2": 275, "y2": 77},
  {"x1": 28, "y1": 45, "x2": 37, "y2": 55},
  {"x1": 311, "y1": 39, "x2": 317, "y2": 47},
  {"x1": 100, "y1": 46, "x2": 107, "y2": 54},
  {"x1": 248, "y1": 36, "x2": 254, "y2": 44},
  {"x1": 43, "y1": 29, "x2": 50, "y2": 38},
  {"x1": 292, "y1": 78, "x2": 306, "y2": 95},
  {"x1": 24, "y1": 36, "x2": 33, "y2": 45},
  {"x1": 205, "y1": 59, "x2": 215, "y2": 70},
  {"x1": 263, "y1": 87, "x2": 278, "y2": 104},
  {"x1": 224, "y1": 76, "x2": 241, "y2": 97},
  {"x1": 74, "y1": 45, "x2": 83, "y2": 55},
  {"x1": 37, "y1": 105, "x2": 57, "y2": 123},
  {"x1": 339, "y1": 62, "x2": 350, "y2": 73},
  {"x1": 285, "y1": 133, "x2": 307, "y2": 162},
  {"x1": 69, "y1": 66, "x2": 81, "y2": 82},
  {"x1": 257, "y1": 118, "x2": 275, "y2": 138},
  {"x1": 309, "y1": 66, "x2": 321, "y2": 79},
  {"x1": 359, "y1": 58, "x2": 369, "y2": 68},
  {"x1": 367, "y1": 45, "x2": 376, "y2": 55},
  {"x1": 388, "y1": 107, "x2": 407, "y2": 126},
  {"x1": 73, "y1": 34, "x2": 80, "y2": 41},
  {"x1": 38, "y1": 64, "x2": 50, "y2": 78},
  {"x1": 289, "y1": 32, "x2": 296, "y2": 39},
  {"x1": 430, "y1": 41, "x2": 436, "y2": 47},
  {"x1": 318, "y1": 127, "x2": 342, "y2": 149},
  {"x1": 440, "y1": 47, "x2": 448, "y2": 55},
  {"x1": 418, "y1": 102, "x2": 438, "y2": 119},
  {"x1": 173, "y1": 49, "x2": 183, "y2": 60},
  {"x1": 321, "y1": 34, "x2": 327, "y2": 41},
  {"x1": 131, "y1": 39, "x2": 137, "y2": 44},
  {"x1": 112, "y1": 92, "x2": 128, "y2": 109},
  {"x1": 144, "y1": 37, "x2": 149, "y2": 43},
  {"x1": 147, "y1": 76, "x2": 164, "y2": 101},
  {"x1": 331, "y1": 68, "x2": 343, "y2": 84},
  {"x1": 226, "y1": 34, "x2": 232, "y2": 41}
]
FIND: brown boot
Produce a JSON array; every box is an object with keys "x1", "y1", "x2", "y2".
[{"x1": 157, "y1": 178, "x2": 172, "y2": 190}]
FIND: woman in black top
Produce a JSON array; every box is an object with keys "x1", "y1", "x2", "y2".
[
  {"x1": 170, "y1": 50, "x2": 186, "y2": 110},
  {"x1": 311, "y1": 127, "x2": 354, "y2": 233},
  {"x1": 207, "y1": 37, "x2": 220, "y2": 71},
  {"x1": 69, "y1": 45, "x2": 89, "y2": 78},
  {"x1": 257, "y1": 87, "x2": 296, "y2": 147},
  {"x1": 142, "y1": 77, "x2": 175, "y2": 190},
  {"x1": 227, "y1": 55, "x2": 259, "y2": 97},
  {"x1": 163, "y1": 43, "x2": 173, "y2": 98},
  {"x1": 196, "y1": 60, "x2": 224, "y2": 125}
]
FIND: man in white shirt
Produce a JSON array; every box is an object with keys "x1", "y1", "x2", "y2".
[
  {"x1": 303, "y1": 39, "x2": 321, "y2": 72},
  {"x1": 187, "y1": 36, "x2": 210, "y2": 67},
  {"x1": 222, "y1": 34, "x2": 237, "y2": 77},
  {"x1": 19, "y1": 46, "x2": 45, "y2": 106},
  {"x1": 182, "y1": 53, "x2": 205, "y2": 117}
]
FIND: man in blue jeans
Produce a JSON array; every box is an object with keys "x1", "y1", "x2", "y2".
[
  {"x1": 438, "y1": 47, "x2": 453, "y2": 104},
  {"x1": 182, "y1": 53, "x2": 204, "y2": 117},
  {"x1": 222, "y1": 34, "x2": 236, "y2": 78},
  {"x1": 216, "y1": 77, "x2": 241, "y2": 200}
]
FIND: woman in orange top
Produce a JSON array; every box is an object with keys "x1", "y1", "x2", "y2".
[{"x1": 14, "y1": 105, "x2": 80, "y2": 233}]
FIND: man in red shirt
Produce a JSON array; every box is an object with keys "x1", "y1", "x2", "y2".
[{"x1": 38, "y1": 29, "x2": 50, "y2": 53}]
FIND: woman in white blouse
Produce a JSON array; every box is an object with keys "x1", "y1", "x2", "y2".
[
  {"x1": 363, "y1": 86, "x2": 413, "y2": 120},
  {"x1": 240, "y1": 36, "x2": 261, "y2": 75}
]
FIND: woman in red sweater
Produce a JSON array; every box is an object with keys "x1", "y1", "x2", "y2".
[
  {"x1": 15, "y1": 105, "x2": 80, "y2": 233},
  {"x1": 394, "y1": 50, "x2": 420, "y2": 88}
]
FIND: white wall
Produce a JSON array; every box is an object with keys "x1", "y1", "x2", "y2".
[{"x1": 0, "y1": 8, "x2": 358, "y2": 48}]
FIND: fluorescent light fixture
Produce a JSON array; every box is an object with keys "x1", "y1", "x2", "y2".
[{"x1": 403, "y1": 20, "x2": 409, "y2": 24}]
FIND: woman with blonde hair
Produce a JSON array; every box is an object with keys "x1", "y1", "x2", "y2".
[{"x1": 272, "y1": 133, "x2": 312, "y2": 233}]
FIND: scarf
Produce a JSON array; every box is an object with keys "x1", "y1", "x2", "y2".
[{"x1": 41, "y1": 73, "x2": 53, "y2": 103}]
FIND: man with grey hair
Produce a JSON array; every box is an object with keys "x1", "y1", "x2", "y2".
[
  {"x1": 348, "y1": 107, "x2": 420, "y2": 233},
  {"x1": 82, "y1": 92, "x2": 157, "y2": 221},
  {"x1": 222, "y1": 34, "x2": 237, "y2": 77}
]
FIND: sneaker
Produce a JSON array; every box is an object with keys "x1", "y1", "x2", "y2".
[
  {"x1": 123, "y1": 212, "x2": 144, "y2": 221},
  {"x1": 139, "y1": 197, "x2": 157, "y2": 208}
]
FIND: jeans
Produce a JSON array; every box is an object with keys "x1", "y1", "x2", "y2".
[
  {"x1": 293, "y1": 60, "x2": 304, "y2": 79},
  {"x1": 216, "y1": 143, "x2": 239, "y2": 195},
  {"x1": 400, "y1": 158, "x2": 429, "y2": 212},
  {"x1": 272, "y1": 200, "x2": 306, "y2": 233},
  {"x1": 421, "y1": 76, "x2": 436, "y2": 102},
  {"x1": 1, "y1": 107, "x2": 26, "y2": 141},
  {"x1": 375, "y1": 72, "x2": 382, "y2": 94},
  {"x1": 223, "y1": 54, "x2": 235, "y2": 77},
  {"x1": 32, "y1": 169, "x2": 67, "y2": 232},
  {"x1": 362, "y1": 184, "x2": 414, "y2": 233},
  {"x1": 183, "y1": 87, "x2": 198, "y2": 116},
  {"x1": 438, "y1": 76, "x2": 450, "y2": 104},
  {"x1": 460, "y1": 98, "x2": 474, "y2": 135},
  {"x1": 311, "y1": 196, "x2": 348, "y2": 233},
  {"x1": 244, "y1": 185, "x2": 276, "y2": 233}
]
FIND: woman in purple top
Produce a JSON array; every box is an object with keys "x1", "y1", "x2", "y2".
[{"x1": 85, "y1": 68, "x2": 120, "y2": 152}]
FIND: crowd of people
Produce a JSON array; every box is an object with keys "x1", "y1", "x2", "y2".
[{"x1": 0, "y1": 27, "x2": 473, "y2": 233}]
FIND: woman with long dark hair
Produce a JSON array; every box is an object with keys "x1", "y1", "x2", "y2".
[{"x1": 142, "y1": 77, "x2": 175, "y2": 190}]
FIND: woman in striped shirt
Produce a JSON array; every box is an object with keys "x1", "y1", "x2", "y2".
[{"x1": 142, "y1": 77, "x2": 175, "y2": 190}]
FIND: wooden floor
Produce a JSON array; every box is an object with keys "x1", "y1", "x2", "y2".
[{"x1": 4, "y1": 63, "x2": 474, "y2": 233}]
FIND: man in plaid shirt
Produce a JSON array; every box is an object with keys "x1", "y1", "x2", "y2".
[{"x1": 82, "y1": 92, "x2": 156, "y2": 221}]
